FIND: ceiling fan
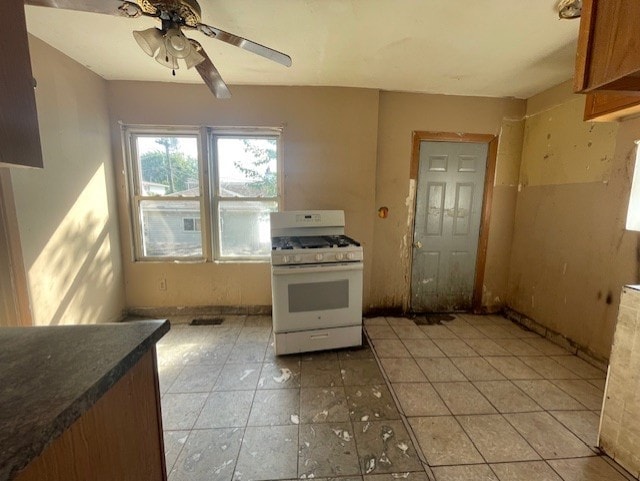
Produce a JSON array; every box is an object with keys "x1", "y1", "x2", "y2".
[{"x1": 24, "y1": 0, "x2": 293, "y2": 99}]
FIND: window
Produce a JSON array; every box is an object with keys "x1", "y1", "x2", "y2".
[
  {"x1": 127, "y1": 131, "x2": 203, "y2": 259},
  {"x1": 183, "y1": 217, "x2": 201, "y2": 232},
  {"x1": 125, "y1": 127, "x2": 281, "y2": 261},
  {"x1": 627, "y1": 142, "x2": 640, "y2": 231},
  {"x1": 211, "y1": 132, "x2": 280, "y2": 259}
]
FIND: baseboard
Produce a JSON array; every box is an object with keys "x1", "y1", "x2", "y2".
[
  {"x1": 363, "y1": 306, "x2": 405, "y2": 317},
  {"x1": 502, "y1": 306, "x2": 609, "y2": 371},
  {"x1": 126, "y1": 305, "x2": 272, "y2": 319}
]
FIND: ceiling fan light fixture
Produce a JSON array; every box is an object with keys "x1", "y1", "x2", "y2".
[
  {"x1": 558, "y1": 0, "x2": 582, "y2": 19},
  {"x1": 133, "y1": 27, "x2": 163, "y2": 56},
  {"x1": 155, "y1": 44, "x2": 179, "y2": 70},
  {"x1": 184, "y1": 47, "x2": 206, "y2": 69},
  {"x1": 164, "y1": 28, "x2": 192, "y2": 59}
]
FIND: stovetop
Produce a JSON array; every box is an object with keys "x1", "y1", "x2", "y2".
[
  {"x1": 271, "y1": 235, "x2": 361, "y2": 250},
  {"x1": 271, "y1": 234, "x2": 363, "y2": 266}
]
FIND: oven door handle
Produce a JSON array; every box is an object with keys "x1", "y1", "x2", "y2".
[{"x1": 272, "y1": 263, "x2": 363, "y2": 275}]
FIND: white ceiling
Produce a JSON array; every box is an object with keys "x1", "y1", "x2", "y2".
[{"x1": 25, "y1": 0, "x2": 580, "y2": 99}]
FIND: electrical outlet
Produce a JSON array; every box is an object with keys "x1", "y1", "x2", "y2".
[{"x1": 159, "y1": 278, "x2": 167, "y2": 291}]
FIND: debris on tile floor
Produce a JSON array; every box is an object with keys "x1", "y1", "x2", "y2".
[{"x1": 155, "y1": 313, "x2": 634, "y2": 481}]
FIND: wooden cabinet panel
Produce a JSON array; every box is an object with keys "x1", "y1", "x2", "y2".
[
  {"x1": 0, "y1": 0, "x2": 43, "y2": 168},
  {"x1": 574, "y1": 0, "x2": 640, "y2": 93},
  {"x1": 14, "y1": 349, "x2": 167, "y2": 481},
  {"x1": 584, "y1": 91, "x2": 640, "y2": 121}
]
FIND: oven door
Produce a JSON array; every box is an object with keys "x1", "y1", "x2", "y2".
[{"x1": 271, "y1": 262, "x2": 363, "y2": 333}]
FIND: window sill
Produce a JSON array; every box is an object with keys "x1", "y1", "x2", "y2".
[
  {"x1": 134, "y1": 258, "x2": 207, "y2": 264},
  {"x1": 132, "y1": 258, "x2": 271, "y2": 264},
  {"x1": 214, "y1": 259, "x2": 271, "y2": 264}
]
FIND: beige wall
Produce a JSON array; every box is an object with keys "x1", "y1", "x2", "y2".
[
  {"x1": 8, "y1": 36, "x2": 125, "y2": 325},
  {"x1": 108, "y1": 83, "x2": 528, "y2": 313},
  {"x1": 107, "y1": 82, "x2": 379, "y2": 309},
  {"x1": 507, "y1": 80, "x2": 639, "y2": 359},
  {"x1": 483, "y1": 118, "x2": 525, "y2": 310},
  {"x1": 370, "y1": 91, "x2": 525, "y2": 311}
]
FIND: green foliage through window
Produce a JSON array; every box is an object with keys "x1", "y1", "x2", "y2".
[
  {"x1": 140, "y1": 137, "x2": 199, "y2": 194},
  {"x1": 233, "y1": 139, "x2": 277, "y2": 198}
]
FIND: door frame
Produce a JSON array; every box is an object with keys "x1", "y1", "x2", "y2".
[
  {"x1": 0, "y1": 169, "x2": 32, "y2": 326},
  {"x1": 409, "y1": 131, "x2": 499, "y2": 313}
]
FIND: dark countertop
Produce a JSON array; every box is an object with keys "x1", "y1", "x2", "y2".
[{"x1": 0, "y1": 320, "x2": 170, "y2": 481}]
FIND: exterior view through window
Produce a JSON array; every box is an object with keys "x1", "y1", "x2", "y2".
[
  {"x1": 135, "y1": 135, "x2": 202, "y2": 258},
  {"x1": 213, "y1": 135, "x2": 278, "y2": 258},
  {"x1": 626, "y1": 141, "x2": 640, "y2": 231},
  {"x1": 125, "y1": 127, "x2": 281, "y2": 261}
]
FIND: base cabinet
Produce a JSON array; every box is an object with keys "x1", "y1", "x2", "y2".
[{"x1": 14, "y1": 350, "x2": 167, "y2": 481}]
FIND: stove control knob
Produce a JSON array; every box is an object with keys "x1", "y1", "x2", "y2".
[
  {"x1": 294, "y1": 255, "x2": 302, "y2": 262},
  {"x1": 315, "y1": 253, "x2": 324, "y2": 261},
  {"x1": 335, "y1": 252, "x2": 344, "y2": 261},
  {"x1": 282, "y1": 255, "x2": 290, "y2": 263},
  {"x1": 346, "y1": 252, "x2": 355, "y2": 260}
]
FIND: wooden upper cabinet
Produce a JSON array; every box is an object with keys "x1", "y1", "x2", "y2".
[
  {"x1": 0, "y1": 0, "x2": 43, "y2": 168},
  {"x1": 574, "y1": 0, "x2": 640, "y2": 121},
  {"x1": 584, "y1": 91, "x2": 640, "y2": 122},
  {"x1": 574, "y1": 0, "x2": 640, "y2": 93}
]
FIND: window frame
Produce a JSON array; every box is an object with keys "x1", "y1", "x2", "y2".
[
  {"x1": 122, "y1": 125, "x2": 282, "y2": 263},
  {"x1": 124, "y1": 126, "x2": 207, "y2": 262},
  {"x1": 209, "y1": 127, "x2": 283, "y2": 262}
]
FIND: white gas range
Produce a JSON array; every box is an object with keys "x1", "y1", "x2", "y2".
[{"x1": 270, "y1": 210, "x2": 363, "y2": 355}]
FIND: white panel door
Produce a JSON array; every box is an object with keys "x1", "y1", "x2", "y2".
[{"x1": 411, "y1": 141, "x2": 488, "y2": 312}]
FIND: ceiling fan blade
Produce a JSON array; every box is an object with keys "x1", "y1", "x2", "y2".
[
  {"x1": 24, "y1": 0, "x2": 147, "y2": 17},
  {"x1": 195, "y1": 23, "x2": 292, "y2": 67},
  {"x1": 191, "y1": 41, "x2": 231, "y2": 99}
]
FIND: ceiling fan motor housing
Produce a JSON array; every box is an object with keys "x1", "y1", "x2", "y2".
[{"x1": 138, "y1": 0, "x2": 202, "y2": 26}]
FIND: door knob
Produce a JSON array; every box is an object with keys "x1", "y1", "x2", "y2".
[{"x1": 414, "y1": 240, "x2": 423, "y2": 249}]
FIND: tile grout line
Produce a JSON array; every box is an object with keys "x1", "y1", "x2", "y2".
[
  {"x1": 228, "y1": 321, "x2": 282, "y2": 481},
  {"x1": 420, "y1": 318, "x2": 541, "y2": 473},
  {"x1": 162, "y1": 315, "x2": 614, "y2": 481},
  {"x1": 373, "y1": 314, "x2": 607, "y2": 479},
  {"x1": 176, "y1": 319, "x2": 247, "y2": 481},
  {"x1": 456, "y1": 315, "x2": 603, "y2": 481},
  {"x1": 459, "y1": 318, "x2": 601, "y2": 466},
  {"x1": 364, "y1": 326, "x2": 437, "y2": 481}
]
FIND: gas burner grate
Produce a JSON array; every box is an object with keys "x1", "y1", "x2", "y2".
[{"x1": 271, "y1": 234, "x2": 361, "y2": 250}]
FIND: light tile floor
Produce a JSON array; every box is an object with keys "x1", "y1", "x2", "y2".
[{"x1": 155, "y1": 313, "x2": 635, "y2": 481}]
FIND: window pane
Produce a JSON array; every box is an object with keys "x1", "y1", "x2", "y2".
[
  {"x1": 217, "y1": 137, "x2": 277, "y2": 198},
  {"x1": 140, "y1": 200, "x2": 202, "y2": 257},
  {"x1": 218, "y1": 201, "x2": 277, "y2": 258},
  {"x1": 136, "y1": 136, "x2": 199, "y2": 196}
]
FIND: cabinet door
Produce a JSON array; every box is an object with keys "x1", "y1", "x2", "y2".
[
  {"x1": 0, "y1": 0, "x2": 43, "y2": 168},
  {"x1": 584, "y1": 92, "x2": 640, "y2": 122},
  {"x1": 574, "y1": 0, "x2": 640, "y2": 93}
]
